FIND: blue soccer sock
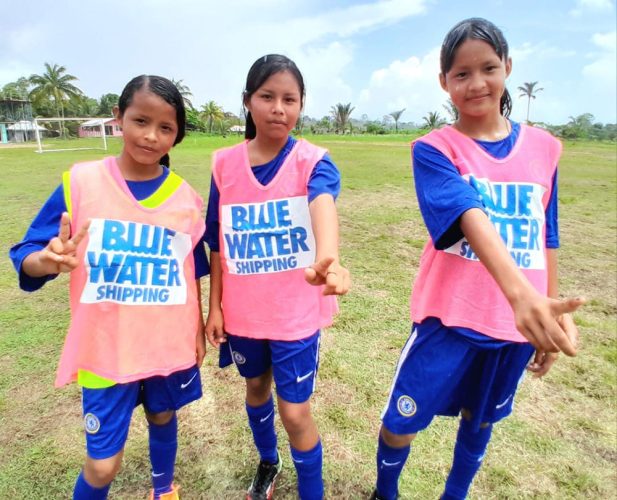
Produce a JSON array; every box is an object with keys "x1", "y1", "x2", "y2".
[
  {"x1": 375, "y1": 433, "x2": 411, "y2": 500},
  {"x1": 290, "y1": 440, "x2": 323, "y2": 500},
  {"x1": 442, "y1": 419, "x2": 493, "y2": 500},
  {"x1": 148, "y1": 414, "x2": 178, "y2": 499},
  {"x1": 73, "y1": 470, "x2": 111, "y2": 500},
  {"x1": 246, "y1": 396, "x2": 278, "y2": 464}
]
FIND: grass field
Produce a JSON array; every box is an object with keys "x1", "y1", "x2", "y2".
[{"x1": 0, "y1": 133, "x2": 615, "y2": 499}]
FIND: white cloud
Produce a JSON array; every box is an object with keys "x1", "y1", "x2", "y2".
[
  {"x1": 570, "y1": 0, "x2": 614, "y2": 16},
  {"x1": 357, "y1": 47, "x2": 446, "y2": 123},
  {"x1": 511, "y1": 42, "x2": 576, "y2": 62}
]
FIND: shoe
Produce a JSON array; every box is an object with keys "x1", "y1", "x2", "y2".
[
  {"x1": 148, "y1": 483, "x2": 180, "y2": 500},
  {"x1": 247, "y1": 453, "x2": 282, "y2": 500}
]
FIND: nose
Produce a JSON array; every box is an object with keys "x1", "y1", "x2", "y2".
[
  {"x1": 468, "y1": 72, "x2": 486, "y2": 91},
  {"x1": 272, "y1": 98, "x2": 284, "y2": 114},
  {"x1": 144, "y1": 126, "x2": 157, "y2": 142}
]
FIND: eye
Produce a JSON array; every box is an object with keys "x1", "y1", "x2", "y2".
[
  {"x1": 285, "y1": 97, "x2": 298, "y2": 104},
  {"x1": 260, "y1": 93, "x2": 272, "y2": 100},
  {"x1": 134, "y1": 118, "x2": 146, "y2": 124},
  {"x1": 455, "y1": 72, "x2": 467, "y2": 79}
]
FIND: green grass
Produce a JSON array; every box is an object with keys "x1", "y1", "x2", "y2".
[{"x1": 0, "y1": 134, "x2": 615, "y2": 499}]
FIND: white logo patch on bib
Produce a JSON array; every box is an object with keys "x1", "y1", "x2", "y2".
[
  {"x1": 81, "y1": 219, "x2": 191, "y2": 305},
  {"x1": 221, "y1": 196, "x2": 316, "y2": 275}
]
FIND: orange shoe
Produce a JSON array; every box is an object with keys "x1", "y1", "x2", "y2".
[{"x1": 148, "y1": 483, "x2": 180, "y2": 500}]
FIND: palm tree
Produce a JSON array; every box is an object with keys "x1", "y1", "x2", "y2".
[
  {"x1": 389, "y1": 108, "x2": 406, "y2": 132},
  {"x1": 29, "y1": 63, "x2": 83, "y2": 137},
  {"x1": 422, "y1": 111, "x2": 446, "y2": 129},
  {"x1": 200, "y1": 100, "x2": 224, "y2": 134},
  {"x1": 518, "y1": 81, "x2": 543, "y2": 123},
  {"x1": 443, "y1": 99, "x2": 458, "y2": 123},
  {"x1": 331, "y1": 102, "x2": 355, "y2": 134},
  {"x1": 171, "y1": 78, "x2": 194, "y2": 110}
]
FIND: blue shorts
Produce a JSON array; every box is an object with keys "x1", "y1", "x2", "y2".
[
  {"x1": 82, "y1": 365, "x2": 202, "y2": 459},
  {"x1": 219, "y1": 331, "x2": 320, "y2": 404},
  {"x1": 381, "y1": 319, "x2": 534, "y2": 435}
]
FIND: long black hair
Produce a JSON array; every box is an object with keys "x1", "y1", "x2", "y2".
[
  {"x1": 242, "y1": 54, "x2": 305, "y2": 139},
  {"x1": 117, "y1": 75, "x2": 186, "y2": 166},
  {"x1": 440, "y1": 18, "x2": 512, "y2": 117}
]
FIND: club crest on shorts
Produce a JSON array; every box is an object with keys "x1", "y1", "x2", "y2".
[
  {"x1": 84, "y1": 413, "x2": 100, "y2": 434},
  {"x1": 397, "y1": 395, "x2": 417, "y2": 417},
  {"x1": 232, "y1": 351, "x2": 246, "y2": 365}
]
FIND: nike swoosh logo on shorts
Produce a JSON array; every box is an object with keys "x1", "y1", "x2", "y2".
[
  {"x1": 152, "y1": 471, "x2": 165, "y2": 477},
  {"x1": 296, "y1": 371, "x2": 313, "y2": 383},
  {"x1": 495, "y1": 394, "x2": 513, "y2": 409},
  {"x1": 260, "y1": 410, "x2": 274, "y2": 423},
  {"x1": 180, "y1": 372, "x2": 198, "y2": 389},
  {"x1": 381, "y1": 460, "x2": 401, "y2": 467}
]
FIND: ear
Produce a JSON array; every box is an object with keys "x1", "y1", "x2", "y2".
[
  {"x1": 439, "y1": 73, "x2": 448, "y2": 92},
  {"x1": 112, "y1": 105, "x2": 121, "y2": 122},
  {"x1": 505, "y1": 57, "x2": 512, "y2": 78}
]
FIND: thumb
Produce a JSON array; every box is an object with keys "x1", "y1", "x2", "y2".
[{"x1": 552, "y1": 297, "x2": 586, "y2": 316}]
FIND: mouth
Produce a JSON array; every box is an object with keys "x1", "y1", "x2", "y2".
[
  {"x1": 468, "y1": 94, "x2": 490, "y2": 102},
  {"x1": 269, "y1": 120, "x2": 287, "y2": 126},
  {"x1": 138, "y1": 145, "x2": 157, "y2": 153}
]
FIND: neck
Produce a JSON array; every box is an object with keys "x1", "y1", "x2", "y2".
[
  {"x1": 454, "y1": 113, "x2": 510, "y2": 141},
  {"x1": 116, "y1": 152, "x2": 163, "y2": 181},
  {"x1": 247, "y1": 134, "x2": 289, "y2": 166}
]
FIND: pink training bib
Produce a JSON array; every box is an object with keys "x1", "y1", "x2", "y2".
[
  {"x1": 411, "y1": 125, "x2": 561, "y2": 342},
  {"x1": 212, "y1": 139, "x2": 338, "y2": 340},
  {"x1": 55, "y1": 157, "x2": 205, "y2": 386}
]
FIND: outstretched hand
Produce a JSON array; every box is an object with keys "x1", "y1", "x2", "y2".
[
  {"x1": 304, "y1": 257, "x2": 350, "y2": 295},
  {"x1": 37, "y1": 212, "x2": 90, "y2": 275},
  {"x1": 514, "y1": 296, "x2": 584, "y2": 357}
]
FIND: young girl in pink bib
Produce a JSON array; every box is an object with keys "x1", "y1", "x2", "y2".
[
  {"x1": 10, "y1": 75, "x2": 208, "y2": 500},
  {"x1": 371, "y1": 18, "x2": 585, "y2": 500},
  {"x1": 204, "y1": 54, "x2": 350, "y2": 500}
]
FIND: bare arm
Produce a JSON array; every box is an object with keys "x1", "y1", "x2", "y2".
[
  {"x1": 195, "y1": 279, "x2": 206, "y2": 366},
  {"x1": 460, "y1": 208, "x2": 583, "y2": 356},
  {"x1": 204, "y1": 251, "x2": 226, "y2": 347},
  {"x1": 304, "y1": 194, "x2": 350, "y2": 295}
]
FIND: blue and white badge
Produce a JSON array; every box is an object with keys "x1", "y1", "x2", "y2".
[
  {"x1": 397, "y1": 395, "x2": 417, "y2": 417},
  {"x1": 84, "y1": 412, "x2": 101, "y2": 434}
]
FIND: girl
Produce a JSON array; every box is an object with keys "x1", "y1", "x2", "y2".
[
  {"x1": 10, "y1": 75, "x2": 208, "y2": 500},
  {"x1": 371, "y1": 18, "x2": 584, "y2": 500},
  {"x1": 204, "y1": 54, "x2": 350, "y2": 500}
]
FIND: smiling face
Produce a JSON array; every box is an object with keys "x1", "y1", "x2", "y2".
[
  {"x1": 115, "y1": 88, "x2": 178, "y2": 177},
  {"x1": 245, "y1": 70, "x2": 302, "y2": 144},
  {"x1": 440, "y1": 38, "x2": 512, "y2": 120}
]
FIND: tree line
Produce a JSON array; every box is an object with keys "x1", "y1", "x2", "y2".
[{"x1": 1, "y1": 64, "x2": 614, "y2": 141}]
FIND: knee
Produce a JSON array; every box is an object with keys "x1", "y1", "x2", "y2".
[
  {"x1": 145, "y1": 410, "x2": 175, "y2": 426},
  {"x1": 278, "y1": 401, "x2": 312, "y2": 435},
  {"x1": 84, "y1": 453, "x2": 122, "y2": 487},
  {"x1": 246, "y1": 372, "x2": 273, "y2": 405},
  {"x1": 380, "y1": 426, "x2": 416, "y2": 448}
]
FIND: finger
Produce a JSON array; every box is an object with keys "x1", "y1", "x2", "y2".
[
  {"x1": 311, "y1": 257, "x2": 335, "y2": 277},
  {"x1": 551, "y1": 297, "x2": 586, "y2": 316},
  {"x1": 304, "y1": 266, "x2": 321, "y2": 285},
  {"x1": 39, "y1": 247, "x2": 64, "y2": 264},
  {"x1": 70, "y1": 219, "x2": 91, "y2": 247},
  {"x1": 215, "y1": 327, "x2": 227, "y2": 343},
  {"x1": 48, "y1": 236, "x2": 66, "y2": 256},
  {"x1": 58, "y1": 212, "x2": 71, "y2": 242},
  {"x1": 541, "y1": 316, "x2": 577, "y2": 357},
  {"x1": 558, "y1": 314, "x2": 579, "y2": 350}
]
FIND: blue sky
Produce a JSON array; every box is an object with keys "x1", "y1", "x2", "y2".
[{"x1": 1, "y1": 0, "x2": 615, "y2": 124}]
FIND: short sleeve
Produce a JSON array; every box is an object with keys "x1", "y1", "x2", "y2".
[
  {"x1": 413, "y1": 141, "x2": 485, "y2": 249},
  {"x1": 308, "y1": 154, "x2": 341, "y2": 202}
]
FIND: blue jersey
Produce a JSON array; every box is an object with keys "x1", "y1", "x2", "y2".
[
  {"x1": 414, "y1": 120, "x2": 559, "y2": 251},
  {"x1": 204, "y1": 135, "x2": 341, "y2": 252},
  {"x1": 10, "y1": 166, "x2": 210, "y2": 291}
]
